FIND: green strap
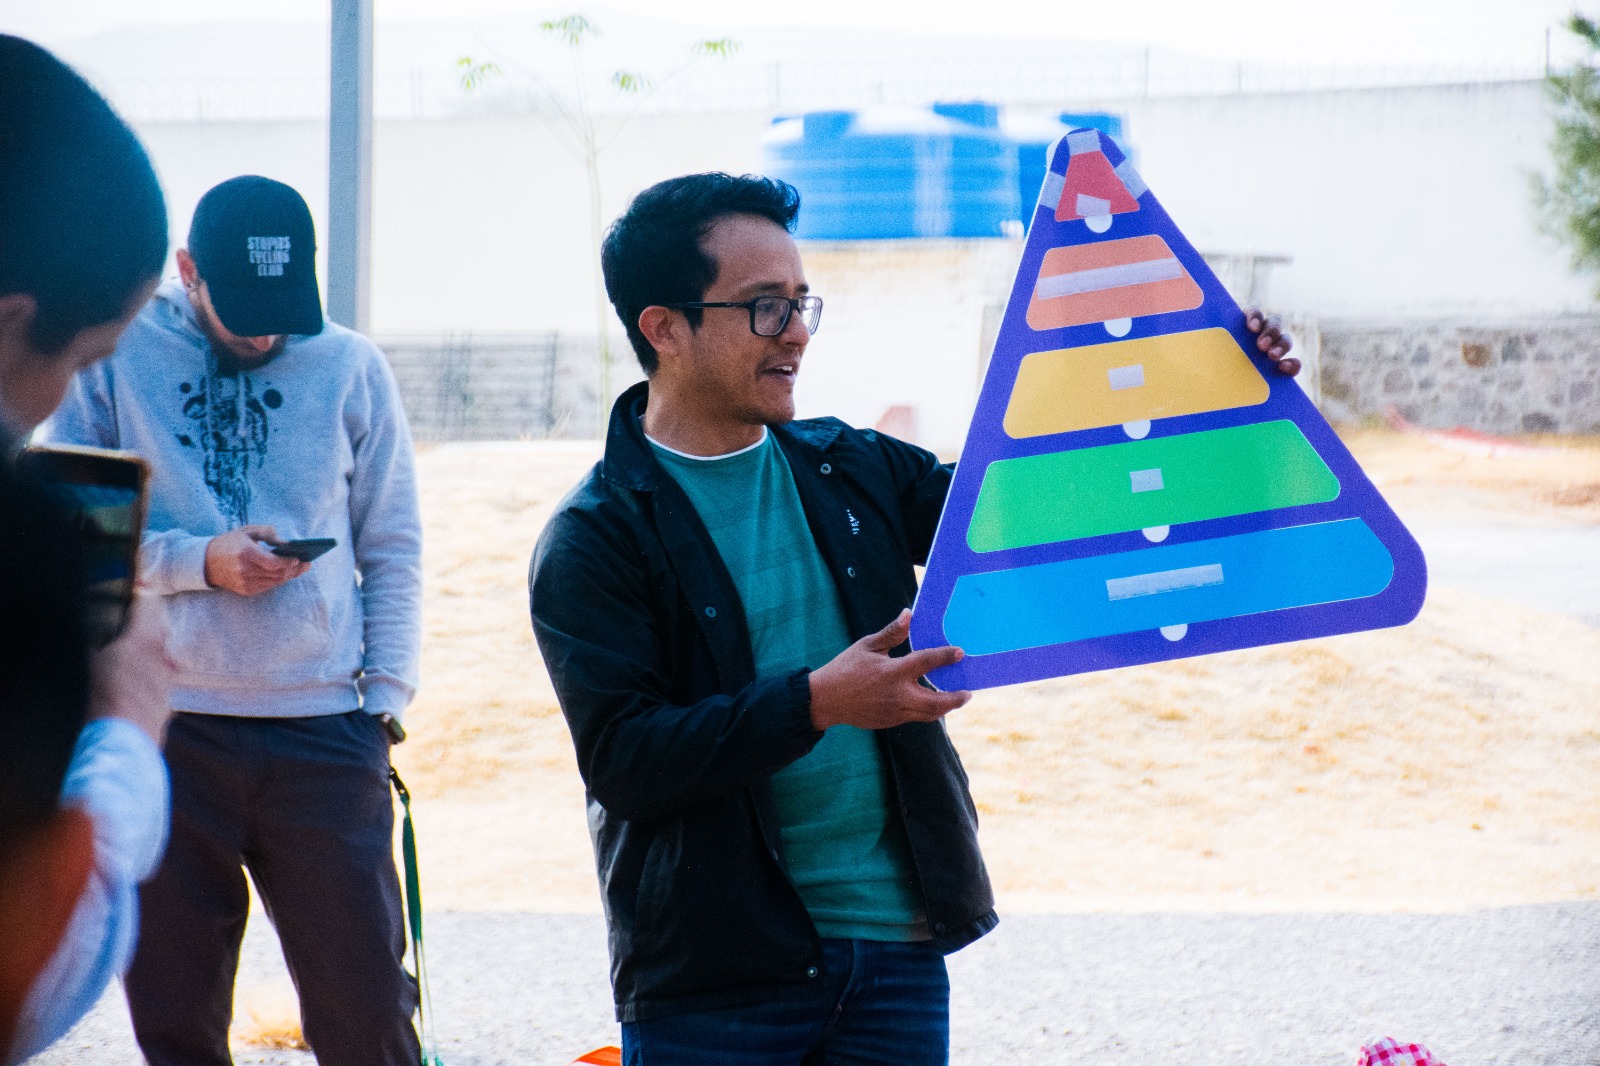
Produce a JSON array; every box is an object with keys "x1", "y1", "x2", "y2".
[{"x1": 390, "y1": 769, "x2": 443, "y2": 1066}]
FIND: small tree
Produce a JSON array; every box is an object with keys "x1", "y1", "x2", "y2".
[
  {"x1": 460, "y1": 18, "x2": 735, "y2": 430},
  {"x1": 1534, "y1": 13, "x2": 1600, "y2": 295}
]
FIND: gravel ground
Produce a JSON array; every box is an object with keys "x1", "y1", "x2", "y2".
[
  {"x1": 32, "y1": 460, "x2": 1600, "y2": 1065},
  {"x1": 35, "y1": 904, "x2": 1600, "y2": 1065}
]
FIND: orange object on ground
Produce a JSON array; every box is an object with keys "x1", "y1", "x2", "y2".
[
  {"x1": 1383, "y1": 404, "x2": 1547, "y2": 457},
  {"x1": 571, "y1": 1047, "x2": 622, "y2": 1066}
]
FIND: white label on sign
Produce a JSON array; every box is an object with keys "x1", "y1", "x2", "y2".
[
  {"x1": 1129, "y1": 468, "x2": 1165, "y2": 493},
  {"x1": 1107, "y1": 364, "x2": 1145, "y2": 390},
  {"x1": 1106, "y1": 563, "x2": 1224, "y2": 602},
  {"x1": 1035, "y1": 257, "x2": 1183, "y2": 300},
  {"x1": 1077, "y1": 193, "x2": 1112, "y2": 218},
  {"x1": 1038, "y1": 171, "x2": 1066, "y2": 210},
  {"x1": 1067, "y1": 130, "x2": 1101, "y2": 154}
]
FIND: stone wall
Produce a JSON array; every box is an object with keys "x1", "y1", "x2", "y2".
[{"x1": 1319, "y1": 319, "x2": 1600, "y2": 435}]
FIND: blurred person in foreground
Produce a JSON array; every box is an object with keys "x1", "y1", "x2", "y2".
[
  {"x1": 529, "y1": 172, "x2": 1297, "y2": 1065},
  {"x1": 0, "y1": 34, "x2": 175, "y2": 1065},
  {"x1": 43, "y1": 175, "x2": 424, "y2": 1066}
]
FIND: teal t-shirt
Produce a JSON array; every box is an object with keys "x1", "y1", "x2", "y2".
[{"x1": 649, "y1": 429, "x2": 928, "y2": 941}]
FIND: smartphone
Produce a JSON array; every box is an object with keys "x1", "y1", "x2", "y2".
[
  {"x1": 16, "y1": 445, "x2": 149, "y2": 647},
  {"x1": 271, "y1": 538, "x2": 337, "y2": 563}
]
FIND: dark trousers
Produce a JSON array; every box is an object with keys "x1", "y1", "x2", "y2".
[
  {"x1": 622, "y1": 938, "x2": 949, "y2": 1066},
  {"x1": 127, "y1": 711, "x2": 419, "y2": 1066}
]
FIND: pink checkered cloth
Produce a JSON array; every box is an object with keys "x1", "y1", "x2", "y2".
[{"x1": 1357, "y1": 1038, "x2": 1447, "y2": 1066}]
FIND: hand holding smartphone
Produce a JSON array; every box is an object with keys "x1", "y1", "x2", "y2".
[
  {"x1": 205, "y1": 526, "x2": 323, "y2": 595},
  {"x1": 270, "y1": 538, "x2": 337, "y2": 563}
]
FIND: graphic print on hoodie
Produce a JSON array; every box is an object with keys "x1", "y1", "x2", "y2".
[{"x1": 175, "y1": 356, "x2": 283, "y2": 526}]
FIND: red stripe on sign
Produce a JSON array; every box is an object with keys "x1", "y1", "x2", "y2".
[{"x1": 1056, "y1": 148, "x2": 1140, "y2": 221}]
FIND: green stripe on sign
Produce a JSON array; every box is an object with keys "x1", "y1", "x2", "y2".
[{"x1": 967, "y1": 420, "x2": 1340, "y2": 552}]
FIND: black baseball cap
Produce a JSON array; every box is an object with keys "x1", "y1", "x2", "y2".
[{"x1": 187, "y1": 176, "x2": 323, "y2": 337}]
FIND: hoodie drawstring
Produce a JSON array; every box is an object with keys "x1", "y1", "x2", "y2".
[{"x1": 234, "y1": 369, "x2": 247, "y2": 440}]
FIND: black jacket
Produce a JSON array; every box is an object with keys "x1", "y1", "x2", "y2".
[{"x1": 528, "y1": 382, "x2": 996, "y2": 1023}]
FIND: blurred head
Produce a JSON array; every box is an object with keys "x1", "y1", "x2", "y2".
[
  {"x1": 0, "y1": 35, "x2": 167, "y2": 436},
  {"x1": 178, "y1": 175, "x2": 323, "y2": 368}
]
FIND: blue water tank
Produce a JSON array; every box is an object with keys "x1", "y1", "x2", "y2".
[
  {"x1": 762, "y1": 102, "x2": 1019, "y2": 240},
  {"x1": 1002, "y1": 111, "x2": 1131, "y2": 225}
]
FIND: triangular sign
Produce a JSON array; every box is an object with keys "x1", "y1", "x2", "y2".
[{"x1": 912, "y1": 130, "x2": 1427, "y2": 691}]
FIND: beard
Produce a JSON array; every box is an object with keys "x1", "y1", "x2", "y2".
[{"x1": 194, "y1": 303, "x2": 287, "y2": 372}]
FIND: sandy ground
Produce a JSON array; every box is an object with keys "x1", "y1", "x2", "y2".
[
  {"x1": 389, "y1": 428, "x2": 1600, "y2": 915},
  {"x1": 37, "y1": 427, "x2": 1600, "y2": 1060}
]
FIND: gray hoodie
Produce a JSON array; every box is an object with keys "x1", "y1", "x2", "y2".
[{"x1": 42, "y1": 280, "x2": 421, "y2": 720}]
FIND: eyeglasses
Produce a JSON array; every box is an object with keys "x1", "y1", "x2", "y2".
[{"x1": 665, "y1": 295, "x2": 823, "y2": 338}]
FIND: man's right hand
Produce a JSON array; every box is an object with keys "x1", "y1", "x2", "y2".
[
  {"x1": 808, "y1": 609, "x2": 972, "y2": 731},
  {"x1": 204, "y1": 525, "x2": 308, "y2": 596},
  {"x1": 89, "y1": 592, "x2": 177, "y2": 745}
]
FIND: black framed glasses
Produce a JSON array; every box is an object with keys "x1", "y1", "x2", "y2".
[{"x1": 665, "y1": 295, "x2": 823, "y2": 337}]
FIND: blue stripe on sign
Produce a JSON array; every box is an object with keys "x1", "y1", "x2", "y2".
[{"x1": 943, "y1": 519, "x2": 1395, "y2": 656}]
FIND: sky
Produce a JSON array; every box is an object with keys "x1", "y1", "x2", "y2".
[{"x1": 0, "y1": 0, "x2": 1588, "y2": 71}]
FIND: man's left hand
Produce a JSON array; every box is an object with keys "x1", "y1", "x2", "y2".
[{"x1": 1244, "y1": 308, "x2": 1299, "y2": 376}]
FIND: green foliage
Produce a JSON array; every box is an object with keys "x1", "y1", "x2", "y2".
[
  {"x1": 454, "y1": 14, "x2": 738, "y2": 428},
  {"x1": 612, "y1": 71, "x2": 649, "y2": 93},
  {"x1": 456, "y1": 56, "x2": 501, "y2": 93},
  {"x1": 540, "y1": 14, "x2": 596, "y2": 46},
  {"x1": 694, "y1": 38, "x2": 739, "y2": 60},
  {"x1": 1535, "y1": 13, "x2": 1600, "y2": 293}
]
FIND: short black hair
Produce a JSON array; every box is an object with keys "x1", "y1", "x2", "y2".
[
  {"x1": 601, "y1": 173, "x2": 801, "y2": 375},
  {"x1": 0, "y1": 462, "x2": 90, "y2": 863},
  {"x1": 0, "y1": 35, "x2": 167, "y2": 353}
]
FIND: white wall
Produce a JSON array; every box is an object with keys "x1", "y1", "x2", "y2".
[
  {"x1": 1101, "y1": 80, "x2": 1592, "y2": 318},
  {"x1": 133, "y1": 111, "x2": 769, "y2": 338},
  {"x1": 137, "y1": 118, "x2": 330, "y2": 284},
  {"x1": 134, "y1": 79, "x2": 1591, "y2": 333},
  {"x1": 127, "y1": 79, "x2": 1594, "y2": 443}
]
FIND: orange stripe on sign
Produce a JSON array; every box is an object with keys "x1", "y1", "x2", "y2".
[{"x1": 1026, "y1": 235, "x2": 1203, "y2": 332}]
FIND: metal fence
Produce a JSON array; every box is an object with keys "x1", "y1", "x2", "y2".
[{"x1": 379, "y1": 333, "x2": 612, "y2": 442}]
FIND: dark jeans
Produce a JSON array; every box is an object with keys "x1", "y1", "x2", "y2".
[
  {"x1": 622, "y1": 938, "x2": 949, "y2": 1066},
  {"x1": 126, "y1": 711, "x2": 419, "y2": 1066}
]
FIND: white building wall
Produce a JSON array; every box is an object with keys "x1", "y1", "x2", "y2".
[
  {"x1": 136, "y1": 118, "x2": 331, "y2": 281},
  {"x1": 131, "y1": 79, "x2": 1590, "y2": 338},
  {"x1": 132, "y1": 111, "x2": 769, "y2": 338},
  {"x1": 126, "y1": 79, "x2": 1594, "y2": 443},
  {"x1": 1099, "y1": 80, "x2": 1592, "y2": 318}
]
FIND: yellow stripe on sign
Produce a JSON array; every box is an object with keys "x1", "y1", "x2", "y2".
[{"x1": 1003, "y1": 327, "x2": 1269, "y2": 439}]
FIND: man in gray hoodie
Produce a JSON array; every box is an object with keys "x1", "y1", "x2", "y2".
[{"x1": 42, "y1": 176, "x2": 423, "y2": 1066}]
